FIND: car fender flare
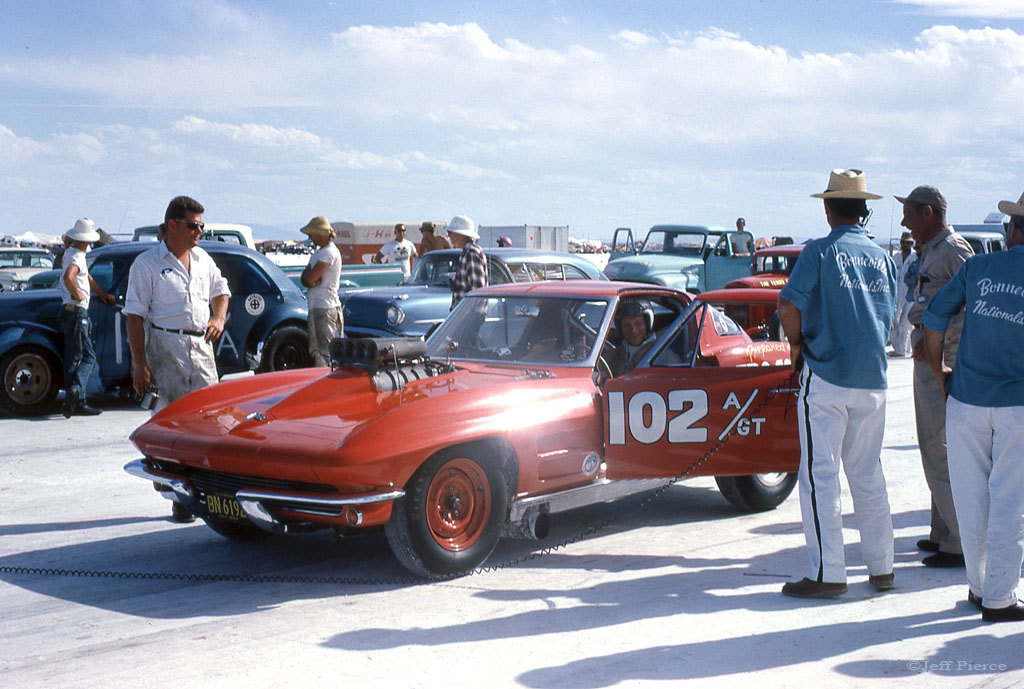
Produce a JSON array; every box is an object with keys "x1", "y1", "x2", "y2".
[{"x1": 0, "y1": 323, "x2": 62, "y2": 361}]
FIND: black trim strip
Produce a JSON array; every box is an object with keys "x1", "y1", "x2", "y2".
[{"x1": 802, "y1": 369, "x2": 825, "y2": 582}]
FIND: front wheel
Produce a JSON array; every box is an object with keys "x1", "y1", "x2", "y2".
[
  {"x1": 0, "y1": 346, "x2": 60, "y2": 417},
  {"x1": 260, "y1": 325, "x2": 312, "y2": 372},
  {"x1": 385, "y1": 447, "x2": 510, "y2": 578},
  {"x1": 715, "y1": 472, "x2": 797, "y2": 512}
]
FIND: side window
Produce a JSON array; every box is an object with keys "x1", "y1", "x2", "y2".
[
  {"x1": 506, "y1": 263, "x2": 532, "y2": 283},
  {"x1": 563, "y1": 265, "x2": 588, "y2": 280},
  {"x1": 991, "y1": 239, "x2": 1004, "y2": 252},
  {"x1": 652, "y1": 304, "x2": 702, "y2": 367},
  {"x1": 214, "y1": 255, "x2": 273, "y2": 294},
  {"x1": 88, "y1": 258, "x2": 122, "y2": 294},
  {"x1": 488, "y1": 257, "x2": 512, "y2": 285},
  {"x1": 713, "y1": 235, "x2": 730, "y2": 257}
]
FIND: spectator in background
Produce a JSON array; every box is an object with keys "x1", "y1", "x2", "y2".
[
  {"x1": 418, "y1": 221, "x2": 451, "y2": 256},
  {"x1": 448, "y1": 215, "x2": 486, "y2": 309},
  {"x1": 889, "y1": 231, "x2": 915, "y2": 357},
  {"x1": 497, "y1": 236, "x2": 513, "y2": 247},
  {"x1": 374, "y1": 223, "x2": 417, "y2": 278},
  {"x1": 736, "y1": 217, "x2": 746, "y2": 232},
  {"x1": 898, "y1": 184, "x2": 974, "y2": 568},
  {"x1": 59, "y1": 218, "x2": 115, "y2": 417},
  {"x1": 299, "y1": 216, "x2": 343, "y2": 367}
]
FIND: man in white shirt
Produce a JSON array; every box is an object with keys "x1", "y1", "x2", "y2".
[
  {"x1": 889, "y1": 231, "x2": 914, "y2": 357},
  {"x1": 373, "y1": 224, "x2": 418, "y2": 278},
  {"x1": 299, "y1": 216, "x2": 343, "y2": 366},
  {"x1": 124, "y1": 196, "x2": 230, "y2": 521}
]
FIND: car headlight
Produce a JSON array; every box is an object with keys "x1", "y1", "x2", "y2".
[{"x1": 386, "y1": 304, "x2": 406, "y2": 326}]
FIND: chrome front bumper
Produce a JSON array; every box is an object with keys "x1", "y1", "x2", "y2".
[{"x1": 124, "y1": 459, "x2": 404, "y2": 534}]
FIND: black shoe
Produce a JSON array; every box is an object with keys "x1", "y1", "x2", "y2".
[
  {"x1": 63, "y1": 387, "x2": 79, "y2": 418},
  {"x1": 76, "y1": 403, "x2": 102, "y2": 416},
  {"x1": 171, "y1": 502, "x2": 196, "y2": 523},
  {"x1": 916, "y1": 538, "x2": 940, "y2": 553},
  {"x1": 922, "y1": 551, "x2": 965, "y2": 568},
  {"x1": 781, "y1": 577, "x2": 847, "y2": 598},
  {"x1": 982, "y1": 601, "x2": 1024, "y2": 622},
  {"x1": 967, "y1": 590, "x2": 983, "y2": 610},
  {"x1": 869, "y1": 573, "x2": 894, "y2": 592}
]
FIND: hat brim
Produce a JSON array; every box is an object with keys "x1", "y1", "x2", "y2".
[
  {"x1": 449, "y1": 228, "x2": 480, "y2": 240},
  {"x1": 812, "y1": 190, "x2": 882, "y2": 200},
  {"x1": 66, "y1": 230, "x2": 101, "y2": 242},
  {"x1": 300, "y1": 227, "x2": 333, "y2": 236},
  {"x1": 998, "y1": 200, "x2": 1024, "y2": 217}
]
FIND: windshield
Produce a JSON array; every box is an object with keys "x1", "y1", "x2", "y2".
[
  {"x1": 425, "y1": 295, "x2": 610, "y2": 366},
  {"x1": 407, "y1": 252, "x2": 458, "y2": 285},
  {"x1": 640, "y1": 230, "x2": 708, "y2": 256},
  {"x1": 0, "y1": 251, "x2": 53, "y2": 269},
  {"x1": 754, "y1": 253, "x2": 799, "y2": 274}
]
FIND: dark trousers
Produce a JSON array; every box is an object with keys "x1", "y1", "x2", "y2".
[{"x1": 60, "y1": 306, "x2": 97, "y2": 395}]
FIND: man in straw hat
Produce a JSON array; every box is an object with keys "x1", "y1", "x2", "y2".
[
  {"x1": 299, "y1": 216, "x2": 343, "y2": 367},
  {"x1": 920, "y1": 191, "x2": 1024, "y2": 622},
  {"x1": 896, "y1": 184, "x2": 973, "y2": 568},
  {"x1": 59, "y1": 218, "x2": 115, "y2": 417},
  {"x1": 777, "y1": 169, "x2": 898, "y2": 598},
  {"x1": 418, "y1": 221, "x2": 451, "y2": 256},
  {"x1": 447, "y1": 215, "x2": 486, "y2": 309}
]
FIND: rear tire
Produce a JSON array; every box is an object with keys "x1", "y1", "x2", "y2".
[
  {"x1": 385, "y1": 446, "x2": 510, "y2": 578},
  {"x1": 0, "y1": 346, "x2": 60, "y2": 417},
  {"x1": 260, "y1": 325, "x2": 311, "y2": 372},
  {"x1": 715, "y1": 472, "x2": 797, "y2": 512}
]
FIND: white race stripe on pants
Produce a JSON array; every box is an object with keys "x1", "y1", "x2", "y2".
[
  {"x1": 947, "y1": 397, "x2": 1024, "y2": 610},
  {"x1": 797, "y1": 366, "x2": 894, "y2": 583}
]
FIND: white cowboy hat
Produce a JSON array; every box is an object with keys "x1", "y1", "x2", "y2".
[
  {"x1": 447, "y1": 215, "x2": 479, "y2": 239},
  {"x1": 997, "y1": 191, "x2": 1024, "y2": 217},
  {"x1": 66, "y1": 218, "x2": 101, "y2": 243},
  {"x1": 811, "y1": 169, "x2": 882, "y2": 200},
  {"x1": 299, "y1": 216, "x2": 335, "y2": 237}
]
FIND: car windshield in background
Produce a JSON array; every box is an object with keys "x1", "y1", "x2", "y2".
[
  {"x1": 640, "y1": 231, "x2": 707, "y2": 256},
  {"x1": 426, "y1": 295, "x2": 610, "y2": 366},
  {"x1": 407, "y1": 252, "x2": 458, "y2": 285},
  {"x1": 0, "y1": 252, "x2": 53, "y2": 269},
  {"x1": 755, "y1": 254, "x2": 799, "y2": 274}
]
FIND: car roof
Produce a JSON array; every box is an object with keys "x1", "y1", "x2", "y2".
[
  {"x1": 647, "y1": 224, "x2": 729, "y2": 234},
  {"x1": 90, "y1": 240, "x2": 257, "y2": 259},
  {"x1": 472, "y1": 280, "x2": 673, "y2": 299},
  {"x1": 699, "y1": 288, "x2": 783, "y2": 302},
  {"x1": 755, "y1": 244, "x2": 803, "y2": 256},
  {"x1": 0, "y1": 247, "x2": 49, "y2": 253}
]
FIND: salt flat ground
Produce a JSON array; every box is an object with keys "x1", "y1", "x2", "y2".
[{"x1": 1, "y1": 356, "x2": 1022, "y2": 689}]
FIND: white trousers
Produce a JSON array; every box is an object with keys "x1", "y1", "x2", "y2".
[
  {"x1": 947, "y1": 397, "x2": 1024, "y2": 609},
  {"x1": 146, "y1": 328, "x2": 218, "y2": 412},
  {"x1": 797, "y1": 367, "x2": 894, "y2": 583},
  {"x1": 890, "y1": 299, "x2": 912, "y2": 356}
]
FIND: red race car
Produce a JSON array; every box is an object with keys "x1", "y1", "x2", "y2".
[
  {"x1": 725, "y1": 243, "x2": 804, "y2": 289},
  {"x1": 126, "y1": 281, "x2": 800, "y2": 578}
]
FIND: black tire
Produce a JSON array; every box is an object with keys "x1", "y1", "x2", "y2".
[
  {"x1": 260, "y1": 325, "x2": 311, "y2": 372},
  {"x1": 0, "y1": 346, "x2": 61, "y2": 417},
  {"x1": 715, "y1": 472, "x2": 797, "y2": 512},
  {"x1": 203, "y1": 516, "x2": 272, "y2": 541},
  {"x1": 385, "y1": 445, "x2": 511, "y2": 578}
]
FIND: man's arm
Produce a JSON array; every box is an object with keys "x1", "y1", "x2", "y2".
[
  {"x1": 87, "y1": 273, "x2": 115, "y2": 305},
  {"x1": 126, "y1": 313, "x2": 151, "y2": 395},
  {"x1": 776, "y1": 296, "x2": 803, "y2": 371},
  {"x1": 301, "y1": 259, "x2": 329, "y2": 288},
  {"x1": 923, "y1": 327, "x2": 950, "y2": 397},
  {"x1": 63, "y1": 265, "x2": 85, "y2": 302},
  {"x1": 205, "y1": 294, "x2": 229, "y2": 343}
]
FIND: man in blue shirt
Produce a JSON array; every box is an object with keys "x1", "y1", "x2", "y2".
[
  {"x1": 777, "y1": 169, "x2": 898, "y2": 598},
  {"x1": 922, "y1": 191, "x2": 1024, "y2": 622}
]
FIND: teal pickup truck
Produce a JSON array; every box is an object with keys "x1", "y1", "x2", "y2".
[{"x1": 603, "y1": 224, "x2": 754, "y2": 293}]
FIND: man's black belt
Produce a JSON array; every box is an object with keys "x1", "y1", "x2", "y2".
[{"x1": 151, "y1": 324, "x2": 206, "y2": 337}]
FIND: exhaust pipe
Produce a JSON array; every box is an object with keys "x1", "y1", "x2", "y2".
[{"x1": 503, "y1": 510, "x2": 550, "y2": 540}]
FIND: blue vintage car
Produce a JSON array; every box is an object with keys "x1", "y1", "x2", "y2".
[
  {"x1": 0, "y1": 241, "x2": 311, "y2": 416},
  {"x1": 341, "y1": 247, "x2": 607, "y2": 338}
]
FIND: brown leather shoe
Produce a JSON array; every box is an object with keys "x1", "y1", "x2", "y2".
[
  {"x1": 869, "y1": 573, "x2": 894, "y2": 591},
  {"x1": 781, "y1": 577, "x2": 847, "y2": 598}
]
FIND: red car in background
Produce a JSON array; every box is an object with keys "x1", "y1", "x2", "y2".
[
  {"x1": 726, "y1": 243, "x2": 803, "y2": 289},
  {"x1": 126, "y1": 281, "x2": 799, "y2": 578}
]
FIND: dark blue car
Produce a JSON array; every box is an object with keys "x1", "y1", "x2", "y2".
[
  {"x1": 0, "y1": 241, "x2": 311, "y2": 416},
  {"x1": 341, "y1": 247, "x2": 607, "y2": 338}
]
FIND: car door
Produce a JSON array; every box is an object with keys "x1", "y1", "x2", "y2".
[
  {"x1": 705, "y1": 231, "x2": 755, "y2": 291},
  {"x1": 208, "y1": 251, "x2": 278, "y2": 374},
  {"x1": 88, "y1": 254, "x2": 133, "y2": 387},
  {"x1": 602, "y1": 301, "x2": 799, "y2": 480}
]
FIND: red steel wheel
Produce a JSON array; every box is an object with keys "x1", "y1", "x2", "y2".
[{"x1": 424, "y1": 457, "x2": 492, "y2": 551}]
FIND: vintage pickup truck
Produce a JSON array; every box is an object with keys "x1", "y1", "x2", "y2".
[{"x1": 603, "y1": 225, "x2": 754, "y2": 293}]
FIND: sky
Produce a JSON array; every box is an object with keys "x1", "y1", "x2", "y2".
[{"x1": 3, "y1": 0, "x2": 1024, "y2": 244}]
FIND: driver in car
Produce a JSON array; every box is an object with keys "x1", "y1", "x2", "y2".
[{"x1": 606, "y1": 299, "x2": 656, "y2": 376}]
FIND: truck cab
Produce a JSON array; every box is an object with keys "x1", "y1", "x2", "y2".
[{"x1": 604, "y1": 225, "x2": 754, "y2": 293}]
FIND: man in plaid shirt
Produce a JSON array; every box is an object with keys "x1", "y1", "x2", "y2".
[{"x1": 448, "y1": 215, "x2": 487, "y2": 309}]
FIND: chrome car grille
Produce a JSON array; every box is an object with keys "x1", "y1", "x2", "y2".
[{"x1": 147, "y1": 459, "x2": 337, "y2": 496}]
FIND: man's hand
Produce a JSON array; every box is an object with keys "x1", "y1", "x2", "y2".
[
  {"x1": 132, "y1": 362, "x2": 153, "y2": 396},
  {"x1": 932, "y1": 366, "x2": 952, "y2": 399},
  {"x1": 205, "y1": 315, "x2": 226, "y2": 343},
  {"x1": 99, "y1": 292, "x2": 115, "y2": 306}
]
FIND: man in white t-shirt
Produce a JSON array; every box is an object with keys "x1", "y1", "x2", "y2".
[
  {"x1": 299, "y1": 216, "x2": 343, "y2": 366},
  {"x1": 373, "y1": 223, "x2": 418, "y2": 278}
]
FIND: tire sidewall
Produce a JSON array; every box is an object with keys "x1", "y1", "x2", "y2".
[{"x1": 0, "y1": 347, "x2": 60, "y2": 417}]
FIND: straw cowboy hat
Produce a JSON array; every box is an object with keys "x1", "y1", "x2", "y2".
[
  {"x1": 66, "y1": 218, "x2": 101, "y2": 243},
  {"x1": 811, "y1": 169, "x2": 882, "y2": 200},
  {"x1": 998, "y1": 191, "x2": 1024, "y2": 217},
  {"x1": 300, "y1": 216, "x2": 335, "y2": 237}
]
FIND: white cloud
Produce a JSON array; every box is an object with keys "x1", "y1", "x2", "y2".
[
  {"x1": 610, "y1": 30, "x2": 659, "y2": 48},
  {"x1": 890, "y1": 0, "x2": 1024, "y2": 19}
]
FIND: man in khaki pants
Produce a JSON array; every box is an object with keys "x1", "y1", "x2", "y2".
[{"x1": 897, "y1": 185, "x2": 973, "y2": 567}]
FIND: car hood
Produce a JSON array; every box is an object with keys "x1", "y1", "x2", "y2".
[
  {"x1": 0, "y1": 289, "x2": 62, "y2": 322},
  {"x1": 342, "y1": 284, "x2": 453, "y2": 336},
  {"x1": 130, "y1": 362, "x2": 597, "y2": 487},
  {"x1": 604, "y1": 254, "x2": 699, "y2": 279},
  {"x1": 726, "y1": 274, "x2": 789, "y2": 289}
]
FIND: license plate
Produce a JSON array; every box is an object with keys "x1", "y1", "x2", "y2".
[{"x1": 205, "y1": 493, "x2": 246, "y2": 521}]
